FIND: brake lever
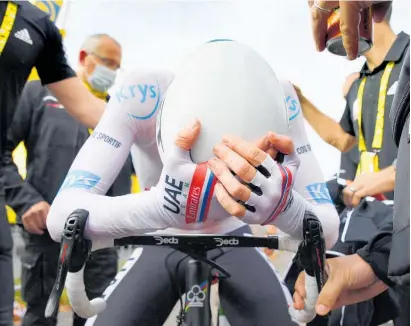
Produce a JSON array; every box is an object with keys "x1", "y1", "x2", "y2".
[
  {"x1": 45, "y1": 209, "x2": 91, "y2": 318},
  {"x1": 288, "y1": 212, "x2": 328, "y2": 323},
  {"x1": 306, "y1": 215, "x2": 327, "y2": 294}
]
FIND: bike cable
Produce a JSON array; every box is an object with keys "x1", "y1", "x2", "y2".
[{"x1": 164, "y1": 250, "x2": 186, "y2": 326}]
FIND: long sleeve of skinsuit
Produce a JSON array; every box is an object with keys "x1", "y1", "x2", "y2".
[
  {"x1": 46, "y1": 71, "x2": 176, "y2": 249},
  {"x1": 275, "y1": 80, "x2": 340, "y2": 248}
]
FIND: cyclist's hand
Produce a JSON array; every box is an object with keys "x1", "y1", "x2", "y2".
[
  {"x1": 22, "y1": 201, "x2": 50, "y2": 235},
  {"x1": 293, "y1": 254, "x2": 387, "y2": 315},
  {"x1": 156, "y1": 119, "x2": 229, "y2": 226},
  {"x1": 309, "y1": 1, "x2": 392, "y2": 59},
  {"x1": 208, "y1": 132, "x2": 300, "y2": 224}
]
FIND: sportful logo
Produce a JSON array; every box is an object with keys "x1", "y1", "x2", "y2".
[
  {"x1": 286, "y1": 96, "x2": 301, "y2": 121},
  {"x1": 90, "y1": 131, "x2": 121, "y2": 148},
  {"x1": 306, "y1": 183, "x2": 333, "y2": 204},
  {"x1": 15, "y1": 29, "x2": 33, "y2": 45},
  {"x1": 186, "y1": 285, "x2": 206, "y2": 308},
  {"x1": 153, "y1": 236, "x2": 179, "y2": 245},
  {"x1": 59, "y1": 170, "x2": 101, "y2": 192}
]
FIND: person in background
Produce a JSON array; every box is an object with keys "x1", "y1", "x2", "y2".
[
  {"x1": 294, "y1": 0, "x2": 410, "y2": 319},
  {"x1": 2, "y1": 34, "x2": 131, "y2": 326},
  {"x1": 289, "y1": 71, "x2": 402, "y2": 326},
  {"x1": 294, "y1": 7, "x2": 409, "y2": 207},
  {"x1": 0, "y1": 3, "x2": 107, "y2": 323},
  {"x1": 332, "y1": 74, "x2": 361, "y2": 215},
  {"x1": 295, "y1": 6, "x2": 410, "y2": 323}
]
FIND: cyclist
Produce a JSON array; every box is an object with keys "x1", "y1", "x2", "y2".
[{"x1": 47, "y1": 69, "x2": 339, "y2": 325}]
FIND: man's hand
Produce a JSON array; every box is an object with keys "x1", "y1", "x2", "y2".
[
  {"x1": 308, "y1": 1, "x2": 392, "y2": 59},
  {"x1": 208, "y1": 132, "x2": 300, "y2": 224},
  {"x1": 22, "y1": 201, "x2": 50, "y2": 235},
  {"x1": 342, "y1": 167, "x2": 395, "y2": 207},
  {"x1": 293, "y1": 254, "x2": 388, "y2": 315}
]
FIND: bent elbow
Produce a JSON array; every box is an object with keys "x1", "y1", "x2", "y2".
[
  {"x1": 309, "y1": 203, "x2": 340, "y2": 249},
  {"x1": 336, "y1": 134, "x2": 356, "y2": 153},
  {"x1": 340, "y1": 142, "x2": 354, "y2": 153},
  {"x1": 328, "y1": 136, "x2": 346, "y2": 152},
  {"x1": 46, "y1": 208, "x2": 62, "y2": 242},
  {"x1": 46, "y1": 193, "x2": 71, "y2": 242}
]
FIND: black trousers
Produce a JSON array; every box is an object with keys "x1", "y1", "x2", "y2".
[
  {"x1": 0, "y1": 195, "x2": 14, "y2": 326},
  {"x1": 20, "y1": 230, "x2": 118, "y2": 326}
]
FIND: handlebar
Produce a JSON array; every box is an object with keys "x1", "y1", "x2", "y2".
[{"x1": 45, "y1": 209, "x2": 327, "y2": 324}]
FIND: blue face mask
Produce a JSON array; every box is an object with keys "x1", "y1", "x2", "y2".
[{"x1": 88, "y1": 64, "x2": 117, "y2": 92}]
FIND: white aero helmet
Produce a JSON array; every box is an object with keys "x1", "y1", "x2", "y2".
[{"x1": 157, "y1": 39, "x2": 289, "y2": 163}]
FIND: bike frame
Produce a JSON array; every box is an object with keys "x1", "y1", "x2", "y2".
[{"x1": 184, "y1": 255, "x2": 213, "y2": 326}]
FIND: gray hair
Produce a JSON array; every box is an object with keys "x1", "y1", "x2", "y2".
[{"x1": 81, "y1": 34, "x2": 121, "y2": 53}]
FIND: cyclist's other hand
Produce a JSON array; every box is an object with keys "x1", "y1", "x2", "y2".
[
  {"x1": 309, "y1": 1, "x2": 392, "y2": 59},
  {"x1": 293, "y1": 254, "x2": 388, "y2": 315},
  {"x1": 174, "y1": 118, "x2": 201, "y2": 151},
  {"x1": 208, "y1": 132, "x2": 300, "y2": 224},
  {"x1": 22, "y1": 201, "x2": 50, "y2": 235}
]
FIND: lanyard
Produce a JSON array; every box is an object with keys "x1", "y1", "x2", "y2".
[
  {"x1": 0, "y1": 2, "x2": 18, "y2": 56},
  {"x1": 357, "y1": 61, "x2": 395, "y2": 152},
  {"x1": 356, "y1": 61, "x2": 395, "y2": 174},
  {"x1": 83, "y1": 81, "x2": 108, "y2": 101}
]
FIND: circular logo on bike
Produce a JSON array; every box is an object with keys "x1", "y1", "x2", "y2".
[{"x1": 186, "y1": 285, "x2": 206, "y2": 308}]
